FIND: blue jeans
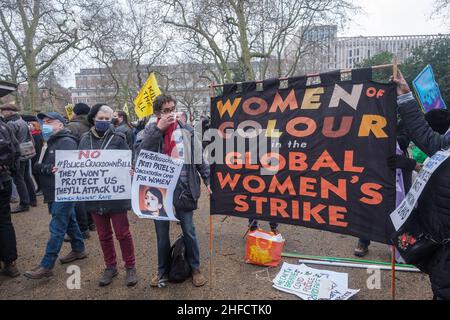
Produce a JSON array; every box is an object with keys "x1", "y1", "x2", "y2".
[
  {"x1": 358, "y1": 239, "x2": 371, "y2": 247},
  {"x1": 40, "y1": 202, "x2": 85, "y2": 269},
  {"x1": 248, "y1": 219, "x2": 278, "y2": 230},
  {"x1": 154, "y1": 210, "x2": 200, "y2": 276}
]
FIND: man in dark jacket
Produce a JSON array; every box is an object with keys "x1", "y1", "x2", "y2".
[
  {"x1": 0, "y1": 116, "x2": 21, "y2": 277},
  {"x1": 0, "y1": 104, "x2": 37, "y2": 213},
  {"x1": 113, "y1": 110, "x2": 134, "y2": 149},
  {"x1": 66, "y1": 102, "x2": 94, "y2": 238},
  {"x1": 139, "y1": 94, "x2": 210, "y2": 288},
  {"x1": 24, "y1": 112, "x2": 87, "y2": 280},
  {"x1": 66, "y1": 103, "x2": 91, "y2": 140},
  {"x1": 394, "y1": 70, "x2": 450, "y2": 300}
]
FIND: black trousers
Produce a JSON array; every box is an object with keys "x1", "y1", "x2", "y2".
[
  {"x1": 75, "y1": 202, "x2": 89, "y2": 232},
  {"x1": 12, "y1": 160, "x2": 36, "y2": 207},
  {"x1": 0, "y1": 180, "x2": 18, "y2": 263},
  {"x1": 429, "y1": 245, "x2": 450, "y2": 300}
]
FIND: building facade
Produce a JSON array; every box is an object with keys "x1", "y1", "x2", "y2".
[
  {"x1": 71, "y1": 61, "x2": 212, "y2": 122},
  {"x1": 287, "y1": 25, "x2": 449, "y2": 74}
]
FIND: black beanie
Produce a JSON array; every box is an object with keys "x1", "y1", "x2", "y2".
[
  {"x1": 88, "y1": 103, "x2": 107, "y2": 125},
  {"x1": 425, "y1": 109, "x2": 450, "y2": 134},
  {"x1": 73, "y1": 103, "x2": 91, "y2": 116}
]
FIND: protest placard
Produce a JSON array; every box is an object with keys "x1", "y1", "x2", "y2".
[
  {"x1": 272, "y1": 262, "x2": 359, "y2": 300},
  {"x1": 132, "y1": 150, "x2": 183, "y2": 221},
  {"x1": 55, "y1": 150, "x2": 132, "y2": 202},
  {"x1": 390, "y1": 148, "x2": 450, "y2": 231},
  {"x1": 210, "y1": 74, "x2": 397, "y2": 243},
  {"x1": 413, "y1": 65, "x2": 447, "y2": 113}
]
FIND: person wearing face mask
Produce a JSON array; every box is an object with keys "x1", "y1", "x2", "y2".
[
  {"x1": 138, "y1": 94, "x2": 211, "y2": 288},
  {"x1": 24, "y1": 112, "x2": 87, "y2": 280},
  {"x1": 141, "y1": 187, "x2": 168, "y2": 217},
  {"x1": 113, "y1": 110, "x2": 134, "y2": 150},
  {"x1": 78, "y1": 103, "x2": 138, "y2": 287}
]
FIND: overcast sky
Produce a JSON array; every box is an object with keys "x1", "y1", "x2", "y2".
[
  {"x1": 61, "y1": 0, "x2": 449, "y2": 87},
  {"x1": 342, "y1": 0, "x2": 449, "y2": 36}
]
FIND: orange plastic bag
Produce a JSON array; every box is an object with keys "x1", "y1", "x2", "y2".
[{"x1": 245, "y1": 229, "x2": 285, "y2": 267}]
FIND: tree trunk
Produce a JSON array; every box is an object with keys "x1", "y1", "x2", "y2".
[{"x1": 27, "y1": 75, "x2": 39, "y2": 114}]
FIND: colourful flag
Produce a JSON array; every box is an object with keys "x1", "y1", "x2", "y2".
[
  {"x1": 412, "y1": 65, "x2": 447, "y2": 113},
  {"x1": 123, "y1": 102, "x2": 130, "y2": 117},
  {"x1": 134, "y1": 72, "x2": 161, "y2": 119},
  {"x1": 65, "y1": 104, "x2": 74, "y2": 120}
]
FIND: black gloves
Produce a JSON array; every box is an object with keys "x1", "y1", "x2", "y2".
[{"x1": 387, "y1": 155, "x2": 417, "y2": 171}]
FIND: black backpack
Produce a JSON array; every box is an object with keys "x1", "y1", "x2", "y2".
[
  {"x1": 168, "y1": 235, "x2": 192, "y2": 283},
  {"x1": 0, "y1": 121, "x2": 16, "y2": 169}
]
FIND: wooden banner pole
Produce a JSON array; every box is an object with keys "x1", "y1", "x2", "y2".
[
  {"x1": 391, "y1": 245, "x2": 396, "y2": 300},
  {"x1": 209, "y1": 214, "x2": 213, "y2": 289},
  {"x1": 210, "y1": 64, "x2": 395, "y2": 88},
  {"x1": 392, "y1": 56, "x2": 399, "y2": 79}
]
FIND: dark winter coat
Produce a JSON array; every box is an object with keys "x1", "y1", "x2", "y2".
[
  {"x1": 115, "y1": 122, "x2": 134, "y2": 149},
  {"x1": 78, "y1": 127, "x2": 131, "y2": 214},
  {"x1": 66, "y1": 114, "x2": 91, "y2": 141},
  {"x1": 398, "y1": 96, "x2": 450, "y2": 242},
  {"x1": 33, "y1": 129, "x2": 78, "y2": 203},
  {"x1": 398, "y1": 94, "x2": 450, "y2": 299},
  {"x1": 137, "y1": 121, "x2": 210, "y2": 212}
]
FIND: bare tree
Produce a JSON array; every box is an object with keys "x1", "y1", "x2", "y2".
[
  {"x1": 0, "y1": 0, "x2": 87, "y2": 112},
  {"x1": 0, "y1": 24, "x2": 25, "y2": 106},
  {"x1": 82, "y1": 0, "x2": 169, "y2": 114},
  {"x1": 160, "y1": 0, "x2": 357, "y2": 83}
]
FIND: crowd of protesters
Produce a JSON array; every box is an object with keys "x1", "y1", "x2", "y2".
[{"x1": 0, "y1": 69, "x2": 450, "y2": 300}]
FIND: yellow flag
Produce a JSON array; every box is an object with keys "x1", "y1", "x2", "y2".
[
  {"x1": 133, "y1": 72, "x2": 161, "y2": 119},
  {"x1": 123, "y1": 102, "x2": 130, "y2": 117},
  {"x1": 65, "y1": 104, "x2": 74, "y2": 121}
]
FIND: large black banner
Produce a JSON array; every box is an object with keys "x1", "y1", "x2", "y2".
[{"x1": 210, "y1": 74, "x2": 397, "y2": 243}]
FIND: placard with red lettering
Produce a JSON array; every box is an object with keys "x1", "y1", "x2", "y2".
[
  {"x1": 209, "y1": 75, "x2": 397, "y2": 243},
  {"x1": 55, "y1": 150, "x2": 132, "y2": 202}
]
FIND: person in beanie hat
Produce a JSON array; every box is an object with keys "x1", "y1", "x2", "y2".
[
  {"x1": 66, "y1": 103, "x2": 91, "y2": 140},
  {"x1": 79, "y1": 103, "x2": 138, "y2": 287},
  {"x1": 65, "y1": 103, "x2": 94, "y2": 240}
]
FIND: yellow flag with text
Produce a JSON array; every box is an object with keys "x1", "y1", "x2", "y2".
[
  {"x1": 65, "y1": 104, "x2": 74, "y2": 121},
  {"x1": 133, "y1": 72, "x2": 161, "y2": 119},
  {"x1": 123, "y1": 102, "x2": 130, "y2": 117}
]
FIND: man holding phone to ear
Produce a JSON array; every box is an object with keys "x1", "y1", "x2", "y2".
[{"x1": 139, "y1": 94, "x2": 211, "y2": 288}]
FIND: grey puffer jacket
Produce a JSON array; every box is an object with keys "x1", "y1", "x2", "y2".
[
  {"x1": 137, "y1": 121, "x2": 210, "y2": 212},
  {"x1": 115, "y1": 122, "x2": 134, "y2": 150},
  {"x1": 5, "y1": 113, "x2": 33, "y2": 161}
]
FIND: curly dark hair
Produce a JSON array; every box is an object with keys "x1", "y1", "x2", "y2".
[{"x1": 153, "y1": 94, "x2": 177, "y2": 114}]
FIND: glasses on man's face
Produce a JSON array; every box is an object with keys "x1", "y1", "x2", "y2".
[{"x1": 161, "y1": 106, "x2": 176, "y2": 114}]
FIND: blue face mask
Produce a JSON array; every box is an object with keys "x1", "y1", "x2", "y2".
[
  {"x1": 95, "y1": 120, "x2": 111, "y2": 132},
  {"x1": 42, "y1": 124, "x2": 54, "y2": 141}
]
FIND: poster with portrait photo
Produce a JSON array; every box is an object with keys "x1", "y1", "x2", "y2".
[{"x1": 132, "y1": 150, "x2": 183, "y2": 221}]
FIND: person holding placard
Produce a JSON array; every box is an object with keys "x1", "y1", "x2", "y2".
[
  {"x1": 139, "y1": 94, "x2": 211, "y2": 288},
  {"x1": 393, "y1": 70, "x2": 450, "y2": 300},
  {"x1": 24, "y1": 112, "x2": 87, "y2": 280},
  {"x1": 78, "y1": 104, "x2": 138, "y2": 287}
]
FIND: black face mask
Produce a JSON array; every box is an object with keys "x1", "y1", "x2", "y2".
[{"x1": 112, "y1": 118, "x2": 120, "y2": 126}]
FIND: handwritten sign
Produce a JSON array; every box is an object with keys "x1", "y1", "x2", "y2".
[
  {"x1": 132, "y1": 150, "x2": 183, "y2": 221},
  {"x1": 55, "y1": 150, "x2": 132, "y2": 202}
]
